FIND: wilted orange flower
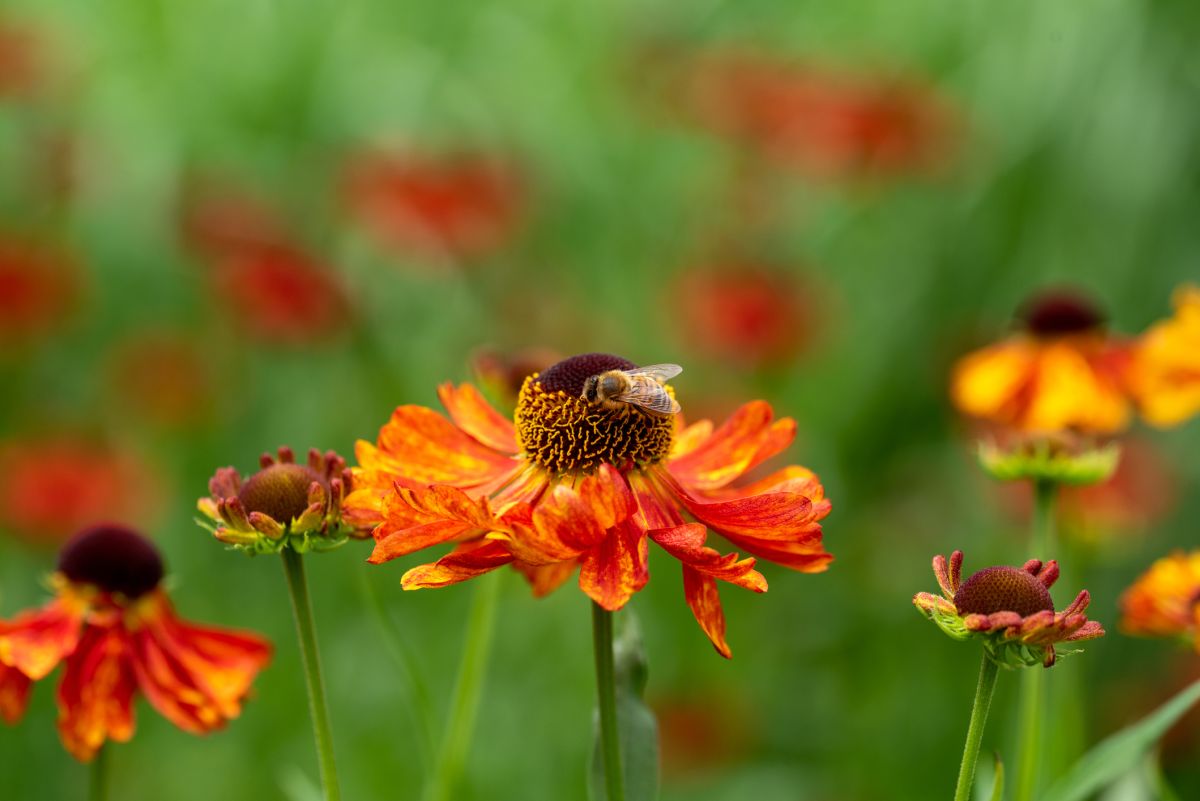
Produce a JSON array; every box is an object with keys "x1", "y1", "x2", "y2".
[
  {"x1": 342, "y1": 150, "x2": 524, "y2": 263},
  {"x1": 914, "y1": 550, "x2": 1104, "y2": 667},
  {"x1": 951, "y1": 289, "x2": 1132, "y2": 435},
  {"x1": 208, "y1": 244, "x2": 349, "y2": 344},
  {"x1": 1119, "y1": 551, "x2": 1200, "y2": 651},
  {"x1": 0, "y1": 437, "x2": 156, "y2": 545},
  {"x1": 1127, "y1": 285, "x2": 1200, "y2": 428},
  {"x1": 0, "y1": 233, "x2": 79, "y2": 346},
  {"x1": 677, "y1": 49, "x2": 957, "y2": 179},
  {"x1": 347, "y1": 352, "x2": 832, "y2": 657},
  {"x1": 675, "y1": 262, "x2": 813, "y2": 368},
  {"x1": 0, "y1": 524, "x2": 271, "y2": 760},
  {"x1": 199, "y1": 446, "x2": 367, "y2": 554}
]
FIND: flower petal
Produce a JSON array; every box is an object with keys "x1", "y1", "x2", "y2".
[
  {"x1": 368, "y1": 483, "x2": 498, "y2": 564},
  {"x1": 1129, "y1": 285, "x2": 1200, "y2": 427},
  {"x1": 438, "y1": 382, "x2": 519, "y2": 454},
  {"x1": 682, "y1": 566, "x2": 732, "y2": 659},
  {"x1": 951, "y1": 339, "x2": 1037, "y2": 422},
  {"x1": 667, "y1": 401, "x2": 796, "y2": 491},
  {"x1": 57, "y1": 625, "x2": 137, "y2": 762},
  {"x1": 401, "y1": 540, "x2": 515, "y2": 589},
  {"x1": 0, "y1": 663, "x2": 32, "y2": 724},
  {"x1": 650, "y1": 524, "x2": 766, "y2": 592},
  {"x1": 0, "y1": 597, "x2": 85, "y2": 680},
  {"x1": 513, "y1": 559, "x2": 578, "y2": 597},
  {"x1": 366, "y1": 404, "x2": 521, "y2": 489},
  {"x1": 578, "y1": 519, "x2": 649, "y2": 611}
]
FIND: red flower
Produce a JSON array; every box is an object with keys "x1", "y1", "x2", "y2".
[
  {"x1": 342, "y1": 150, "x2": 524, "y2": 263},
  {"x1": 107, "y1": 332, "x2": 214, "y2": 428},
  {"x1": 0, "y1": 525, "x2": 271, "y2": 760},
  {"x1": 178, "y1": 179, "x2": 293, "y2": 263},
  {"x1": 0, "y1": 436, "x2": 156, "y2": 545},
  {"x1": 675, "y1": 262, "x2": 814, "y2": 368},
  {"x1": 347, "y1": 353, "x2": 831, "y2": 657},
  {"x1": 0, "y1": 19, "x2": 44, "y2": 100},
  {"x1": 679, "y1": 50, "x2": 957, "y2": 179},
  {"x1": 0, "y1": 233, "x2": 79, "y2": 346}
]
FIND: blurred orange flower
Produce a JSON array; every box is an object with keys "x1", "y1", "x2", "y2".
[
  {"x1": 1119, "y1": 551, "x2": 1200, "y2": 652},
  {"x1": 678, "y1": 50, "x2": 957, "y2": 179},
  {"x1": 675, "y1": 262, "x2": 813, "y2": 368},
  {"x1": 107, "y1": 332, "x2": 214, "y2": 428},
  {"x1": 951, "y1": 289, "x2": 1132, "y2": 435},
  {"x1": 1127, "y1": 285, "x2": 1200, "y2": 428},
  {"x1": 0, "y1": 525, "x2": 271, "y2": 760},
  {"x1": 342, "y1": 150, "x2": 525, "y2": 263},
  {"x1": 0, "y1": 233, "x2": 79, "y2": 346},
  {"x1": 0, "y1": 437, "x2": 155, "y2": 545},
  {"x1": 0, "y1": 19, "x2": 44, "y2": 100},
  {"x1": 347, "y1": 353, "x2": 831, "y2": 657}
]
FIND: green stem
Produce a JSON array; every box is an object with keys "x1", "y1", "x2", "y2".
[
  {"x1": 423, "y1": 569, "x2": 501, "y2": 801},
  {"x1": 955, "y1": 652, "x2": 1000, "y2": 801},
  {"x1": 1014, "y1": 478, "x2": 1058, "y2": 801},
  {"x1": 281, "y1": 547, "x2": 341, "y2": 801},
  {"x1": 89, "y1": 744, "x2": 108, "y2": 801},
  {"x1": 592, "y1": 602, "x2": 626, "y2": 801}
]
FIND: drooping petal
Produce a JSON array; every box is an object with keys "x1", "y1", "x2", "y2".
[
  {"x1": 0, "y1": 596, "x2": 85, "y2": 680},
  {"x1": 369, "y1": 483, "x2": 498, "y2": 564},
  {"x1": 366, "y1": 404, "x2": 521, "y2": 489},
  {"x1": 650, "y1": 524, "x2": 766, "y2": 592},
  {"x1": 711, "y1": 534, "x2": 833, "y2": 573},
  {"x1": 682, "y1": 567, "x2": 732, "y2": 658},
  {"x1": 1127, "y1": 285, "x2": 1200, "y2": 428},
  {"x1": 0, "y1": 662, "x2": 32, "y2": 724},
  {"x1": 401, "y1": 540, "x2": 515, "y2": 589},
  {"x1": 370, "y1": 519, "x2": 475, "y2": 564},
  {"x1": 578, "y1": 519, "x2": 649, "y2": 611},
  {"x1": 438, "y1": 382, "x2": 519, "y2": 454},
  {"x1": 1024, "y1": 342, "x2": 1130, "y2": 434},
  {"x1": 57, "y1": 625, "x2": 137, "y2": 762},
  {"x1": 668, "y1": 401, "x2": 798, "y2": 491},
  {"x1": 513, "y1": 559, "x2": 578, "y2": 597}
]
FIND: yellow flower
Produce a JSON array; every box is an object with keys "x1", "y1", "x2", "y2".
[
  {"x1": 1128, "y1": 285, "x2": 1200, "y2": 428},
  {"x1": 1119, "y1": 550, "x2": 1200, "y2": 651}
]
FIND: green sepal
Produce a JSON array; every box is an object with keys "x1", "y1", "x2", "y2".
[{"x1": 977, "y1": 440, "x2": 1120, "y2": 486}]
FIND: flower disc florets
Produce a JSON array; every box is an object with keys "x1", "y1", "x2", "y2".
[
  {"x1": 197, "y1": 446, "x2": 366, "y2": 554},
  {"x1": 57, "y1": 524, "x2": 164, "y2": 599},
  {"x1": 914, "y1": 549, "x2": 1104, "y2": 667},
  {"x1": 515, "y1": 353, "x2": 675, "y2": 474},
  {"x1": 1020, "y1": 290, "x2": 1105, "y2": 338}
]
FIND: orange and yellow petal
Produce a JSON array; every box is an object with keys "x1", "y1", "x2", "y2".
[
  {"x1": 578, "y1": 519, "x2": 650, "y2": 611},
  {"x1": 401, "y1": 540, "x2": 515, "y2": 589},
  {"x1": 513, "y1": 560, "x2": 579, "y2": 597},
  {"x1": 1128, "y1": 285, "x2": 1200, "y2": 428},
  {"x1": 368, "y1": 405, "x2": 521, "y2": 489},
  {"x1": 0, "y1": 662, "x2": 33, "y2": 724},
  {"x1": 682, "y1": 567, "x2": 733, "y2": 658},
  {"x1": 0, "y1": 595, "x2": 86, "y2": 680},
  {"x1": 649, "y1": 524, "x2": 767, "y2": 592},
  {"x1": 56, "y1": 624, "x2": 137, "y2": 762},
  {"x1": 1119, "y1": 550, "x2": 1200, "y2": 643},
  {"x1": 951, "y1": 339, "x2": 1037, "y2": 422},
  {"x1": 437, "y1": 382, "x2": 519, "y2": 454},
  {"x1": 368, "y1": 483, "x2": 497, "y2": 564},
  {"x1": 667, "y1": 401, "x2": 796, "y2": 491}
]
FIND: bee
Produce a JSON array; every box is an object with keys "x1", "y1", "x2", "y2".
[{"x1": 581, "y1": 363, "x2": 683, "y2": 415}]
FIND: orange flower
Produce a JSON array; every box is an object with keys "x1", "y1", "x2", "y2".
[
  {"x1": 1127, "y1": 285, "x2": 1200, "y2": 428},
  {"x1": 347, "y1": 352, "x2": 832, "y2": 657},
  {"x1": 914, "y1": 550, "x2": 1105, "y2": 667},
  {"x1": 1119, "y1": 551, "x2": 1200, "y2": 652},
  {"x1": 0, "y1": 18, "x2": 44, "y2": 100},
  {"x1": 0, "y1": 524, "x2": 271, "y2": 760},
  {"x1": 951, "y1": 289, "x2": 1132, "y2": 435},
  {"x1": 341, "y1": 149, "x2": 525, "y2": 263}
]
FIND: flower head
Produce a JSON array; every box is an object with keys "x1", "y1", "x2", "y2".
[
  {"x1": 347, "y1": 352, "x2": 832, "y2": 658},
  {"x1": 1119, "y1": 551, "x2": 1200, "y2": 652},
  {"x1": 1127, "y1": 285, "x2": 1200, "y2": 428},
  {"x1": 914, "y1": 550, "x2": 1104, "y2": 667},
  {"x1": 0, "y1": 233, "x2": 79, "y2": 347},
  {"x1": 199, "y1": 446, "x2": 366, "y2": 554},
  {"x1": 952, "y1": 289, "x2": 1133, "y2": 436},
  {"x1": 0, "y1": 524, "x2": 271, "y2": 760}
]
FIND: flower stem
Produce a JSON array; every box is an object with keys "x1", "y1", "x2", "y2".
[
  {"x1": 89, "y1": 745, "x2": 108, "y2": 801},
  {"x1": 1014, "y1": 478, "x2": 1058, "y2": 801},
  {"x1": 423, "y1": 569, "x2": 501, "y2": 801},
  {"x1": 281, "y1": 547, "x2": 341, "y2": 801},
  {"x1": 955, "y1": 651, "x2": 1000, "y2": 801},
  {"x1": 592, "y1": 602, "x2": 626, "y2": 801}
]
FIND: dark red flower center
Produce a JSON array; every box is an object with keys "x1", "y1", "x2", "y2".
[
  {"x1": 953, "y1": 566, "x2": 1054, "y2": 617},
  {"x1": 57, "y1": 523, "x2": 164, "y2": 599},
  {"x1": 518, "y1": 353, "x2": 674, "y2": 473},
  {"x1": 237, "y1": 462, "x2": 323, "y2": 522},
  {"x1": 1019, "y1": 290, "x2": 1105, "y2": 337}
]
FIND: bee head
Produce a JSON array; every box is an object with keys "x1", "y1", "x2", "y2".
[{"x1": 582, "y1": 375, "x2": 600, "y2": 403}]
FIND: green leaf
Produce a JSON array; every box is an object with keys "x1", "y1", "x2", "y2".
[
  {"x1": 989, "y1": 752, "x2": 1005, "y2": 801},
  {"x1": 1041, "y1": 678, "x2": 1200, "y2": 801},
  {"x1": 588, "y1": 611, "x2": 660, "y2": 801}
]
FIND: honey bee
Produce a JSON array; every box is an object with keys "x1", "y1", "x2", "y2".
[{"x1": 581, "y1": 363, "x2": 683, "y2": 415}]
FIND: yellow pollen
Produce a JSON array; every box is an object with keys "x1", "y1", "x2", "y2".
[{"x1": 515, "y1": 375, "x2": 674, "y2": 474}]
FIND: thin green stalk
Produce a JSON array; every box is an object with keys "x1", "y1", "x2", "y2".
[
  {"x1": 1014, "y1": 478, "x2": 1058, "y2": 801},
  {"x1": 423, "y1": 569, "x2": 501, "y2": 801},
  {"x1": 359, "y1": 571, "x2": 437, "y2": 768},
  {"x1": 955, "y1": 652, "x2": 1000, "y2": 801},
  {"x1": 281, "y1": 547, "x2": 341, "y2": 801},
  {"x1": 592, "y1": 602, "x2": 626, "y2": 801},
  {"x1": 89, "y1": 744, "x2": 108, "y2": 801}
]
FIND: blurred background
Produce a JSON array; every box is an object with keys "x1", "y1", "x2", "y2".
[{"x1": 1, "y1": 0, "x2": 1198, "y2": 798}]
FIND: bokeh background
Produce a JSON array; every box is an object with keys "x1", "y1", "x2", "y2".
[{"x1": 2, "y1": 0, "x2": 1198, "y2": 799}]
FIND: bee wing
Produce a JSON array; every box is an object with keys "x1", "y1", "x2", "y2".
[
  {"x1": 615, "y1": 378, "x2": 681, "y2": 415},
  {"x1": 625, "y1": 363, "x2": 683, "y2": 383}
]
